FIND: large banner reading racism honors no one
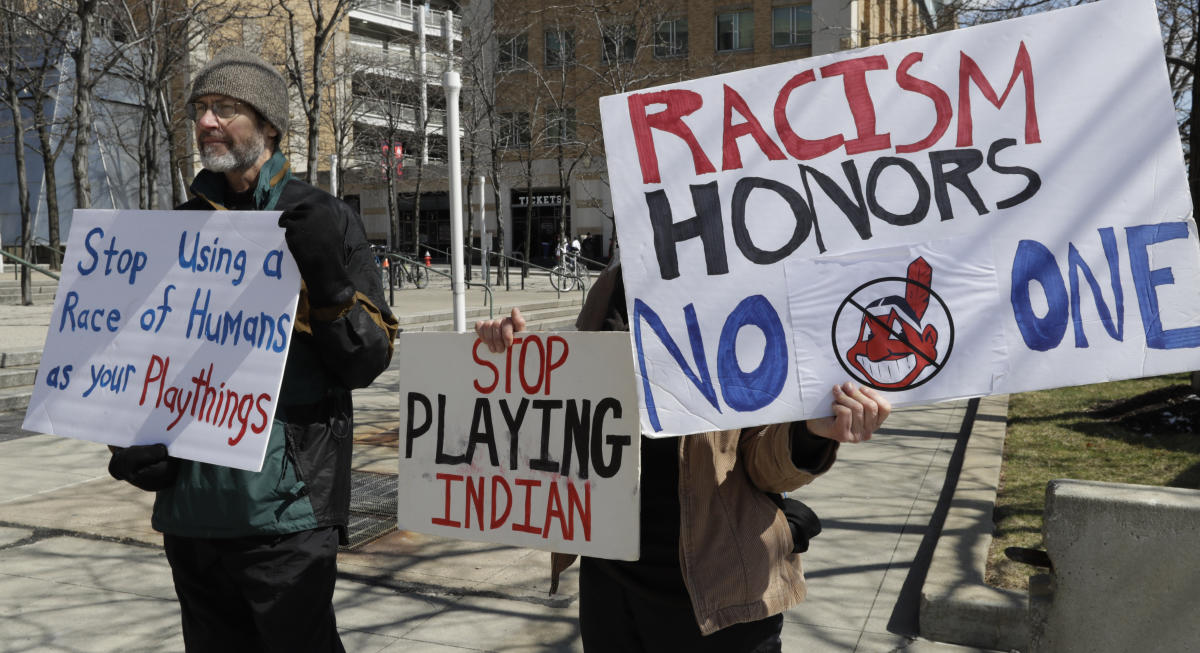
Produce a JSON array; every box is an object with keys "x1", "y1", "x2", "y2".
[{"x1": 599, "y1": 0, "x2": 1200, "y2": 437}]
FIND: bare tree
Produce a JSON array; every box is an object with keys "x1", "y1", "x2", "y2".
[
  {"x1": 326, "y1": 35, "x2": 371, "y2": 199},
  {"x1": 0, "y1": 0, "x2": 35, "y2": 303},
  {"x1": 1, "y1": 2, "x2": 75, "y2": 271},
  {"x1": 108, "y1": 0, "x2": 243, "y2": 210},
  {"x1": 461, "y1": 0, "x2": 523, "y2": 281},
  {"x1": 353, "y1": 61, "x2": 416, "y2": 250},
  {"x1": 68, "y1": 0, "x2": 97, "y2": 210},
  {"x1": 274, "y1": 0, "x2": 355, "y2": 186},
  {"x1": 941, "y1": 0, "x2": 1194, "y2": 205}
]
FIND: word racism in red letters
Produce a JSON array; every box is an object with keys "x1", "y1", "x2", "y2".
[
  {"x1": 405, "y1": 335, "x2": 633, "y2": 542},
  {"x1": 139, "y1": 354, "x2": 272, "y2": 446},
  {"x1": 626, "y1": 44, "x2": 1043, "y2": 280}
]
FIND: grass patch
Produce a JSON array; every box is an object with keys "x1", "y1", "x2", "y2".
[{"x1": 987, "y1": 373, "x2": 1200, "y2": 590}]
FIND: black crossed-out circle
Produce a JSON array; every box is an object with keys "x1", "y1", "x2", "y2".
[{"x1": 830, "y1": 276, "x2": 955, "y2": 391}]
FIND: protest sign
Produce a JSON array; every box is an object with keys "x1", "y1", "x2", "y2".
[
  {"x1": 22, "y1": 209, "x2": 300, "y2": 472},
  {"x1": 599, "y1": 0, "x2": 1198, "y2": 436},
  {"x1": 397, "y1": 332, "x2": 640, "y2": 560}
]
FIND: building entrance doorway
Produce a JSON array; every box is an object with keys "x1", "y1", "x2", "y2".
[{"x1": 511, "y1": 189, "x2": 570, "y2": 267}]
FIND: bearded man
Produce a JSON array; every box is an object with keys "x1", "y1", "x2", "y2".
[{"x1": 106, "y1": 47, "x2": 399, "y2": 652}]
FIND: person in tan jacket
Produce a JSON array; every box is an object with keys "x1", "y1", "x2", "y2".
[{"x1": 475, "y1": 262, "x2": 890, "y2": 653}]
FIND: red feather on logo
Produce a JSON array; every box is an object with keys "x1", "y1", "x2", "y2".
[{"x1": 906, "y1": 257, "x2": 932, "y2": 320}]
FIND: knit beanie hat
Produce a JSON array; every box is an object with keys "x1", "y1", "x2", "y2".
[{"x1": 188, "y1": 46, "x2": 289, "y2": 135}]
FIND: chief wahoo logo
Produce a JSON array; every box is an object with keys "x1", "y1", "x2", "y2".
[{"x1": 837, "y1": 257, "x2": 952, "y2": 390}]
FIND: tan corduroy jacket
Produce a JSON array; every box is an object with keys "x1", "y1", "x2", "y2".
[{"x1": 551, "y1": 261, "x2": 838, "y2": 636}]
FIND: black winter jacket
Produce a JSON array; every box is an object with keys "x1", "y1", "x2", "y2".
[{"x1": 152, "y1": 166, "x2": 398, "y2": 543}]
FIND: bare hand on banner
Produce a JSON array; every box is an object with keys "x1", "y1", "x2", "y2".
[
  {"x1": 475, "y1": 307, "x2": 526, "y2": 353},
  {"x1": 805, "y1": 383, "x2": 891, "y2": 444}
]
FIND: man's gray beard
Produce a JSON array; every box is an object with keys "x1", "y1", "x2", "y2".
[{"x1": 200, "y1": 128, "x2": 266, "y2": 172}]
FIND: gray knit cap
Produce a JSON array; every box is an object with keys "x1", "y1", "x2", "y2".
[{"x1": 187, "y1": 46, "x2": 289, "y2": 135}]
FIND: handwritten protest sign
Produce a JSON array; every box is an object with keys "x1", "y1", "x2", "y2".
[
  {"x1": 599, "y1": 0, "x2": 1199, "y2": 436},
  {"x1": 22, "y1": 210, "x2": 300, "y2": 471},
  {"x1": 397, "y1": 332, "x2": 640, "y2": 560}
]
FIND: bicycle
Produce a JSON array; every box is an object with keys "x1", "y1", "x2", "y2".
[
  {"x1": 392, "y1": 255, "x2": 430, "y2": 289},
  {"x1": 550, "y1": 250, "x2": 585, "y2": 292}
]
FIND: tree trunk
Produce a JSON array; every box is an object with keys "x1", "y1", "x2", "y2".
[
  {"x1": 72, "y1": 0, "x2": 96, "y2": 210},
  {"x1": 490, "y1": 153, "x2": 504, "y2": 284},
  {"x1": 305, "y1": 115, "x2": 319, "y2": 186},
  {"x1": 412, "y1": 171, "x2": 424, "y2": 258},
  {"x1": 33, "y1": 107, "x2": 61, "y2": 270},
  {"x1": 386, "y1": 139, "x2": 399, "y2": 249},
  {"x1": 1189, "y1": 55, "x2": 1197, "y2": 219},
  {"x1": 166, "y1": 109, "x2": 186, "y2": 207},
  {"x1": 465, "y1": 159, "x2": 475, "y2": 279},
  {"x1": 411, "y1": 145, "x2": 425, "y2": 257},
  {"x1": 138, "y1": 97, "x2": 152, "y2": 208},
  {"x1": 306, "y1": 29, "x2": 325, "y2": 186},
  {"x1": 6, "y1": 70, "x2": 34, "y2": 304}
]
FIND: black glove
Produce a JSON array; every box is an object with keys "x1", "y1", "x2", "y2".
[
  {"x1": 770, "y1": 494, "x2": 822, "y2": 554},
  {"x1": 108, "y1": 444, "x2": 180, "y2": 492},
  {"x1": 278, "y1": 204, "x2": 355, "y2": 309}
]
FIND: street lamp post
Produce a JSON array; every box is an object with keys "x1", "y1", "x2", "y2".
[{"x1": 444, "y1": 69, "x2": 466, "y2": 332}]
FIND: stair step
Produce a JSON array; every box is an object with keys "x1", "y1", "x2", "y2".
[
  {"x1": 0, "y1": 276, "x2": 60, "y2": 305},
  {"x1": 0, "y1": 349, "x2": 41, "y2": 368},
  {"x1": 0, "y1": 386, "x2": 33, "y2": 413},
  {"x1": 0, "y1": 367, "x2": 37, "y2": 389}
]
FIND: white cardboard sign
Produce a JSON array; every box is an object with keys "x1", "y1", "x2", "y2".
[
  {"x1": 599, "y1": 0, "x2": 1198, "y2": 436},
  {"x1": 23, "y1": 209, "x2": 300, "y2": 472},
  {"x1": 397, "y1": 332, "x2": 640, "y2": 560}
]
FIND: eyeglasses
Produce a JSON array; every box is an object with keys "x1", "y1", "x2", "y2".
[{"x1": 186, "y1": 100, "x2": 246, "y2": 122}]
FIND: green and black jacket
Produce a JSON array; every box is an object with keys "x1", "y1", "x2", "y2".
[{"x1": 152, "y1": 156, "x2": 399, "y2": 543}]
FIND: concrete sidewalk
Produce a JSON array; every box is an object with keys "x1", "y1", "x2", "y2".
[{"x1": 0, "y1": 281, "x2": 1009, "y2": 652}]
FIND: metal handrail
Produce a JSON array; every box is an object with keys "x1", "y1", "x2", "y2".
[
  {"x1": 30, "y1": 236, "x2": 66, "y2": 270},
  {"x1": 575, "y1": 252, "x2": 607, "y2": 271},
  {"x1": 420, "y1": 241, "x2": 583, "y2": 300},
  {"x1": 1, "y1": 249, "x2": 60, "y2": 280},
  {"x1": 31, "y1": 236, "x2": 65, "y2": 255},
  {"x1": 462, "y1": 242, "x2": 589, "y2": 303},
  {"x1": 413, "y1": 242, "x2": 601, "y2": 308},
  {"x1": 381, "y1": 251, "x2": 494, "y2": 319}
]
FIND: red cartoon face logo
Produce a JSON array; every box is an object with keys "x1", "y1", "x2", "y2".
[
  {"x1": 845, "y1": 305, "x2": 938, "y2": 388},
  {"x1": 832, "y1": 257, "x2": 953, "y2": 391}
]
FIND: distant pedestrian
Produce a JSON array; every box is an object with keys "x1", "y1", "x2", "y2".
[{"x1": 106, "y1": 46, "x2": 398, "y2": 653}]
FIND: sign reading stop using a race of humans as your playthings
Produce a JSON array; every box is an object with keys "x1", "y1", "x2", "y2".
[
  {"x1": 397, "y1": 332, "x2": 641, "y2": 560},
  {"x1": 599, "y1": 0, "x2": 1200, "y2": 436},
  {"x1": 23, "y1": 209, "x2": 300, "y2": 472}
]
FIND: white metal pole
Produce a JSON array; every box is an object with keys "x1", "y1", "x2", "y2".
[
  {"x1": 330, "y1": 154, "x2": 339, "y2": 197},
  {"x1": 444, "y1": 70, "x2": 466, "y2": 332},
  {"x1": 418, "y1": 4, "x2": 429, "y2": 165}
]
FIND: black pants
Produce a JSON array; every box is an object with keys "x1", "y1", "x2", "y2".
[
  {"x1": 578, "y1": 557, "x2": 784, "y2": 653},
  {"x1": 163, "y1": 527, "x2": 345, "y2": 653}
]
